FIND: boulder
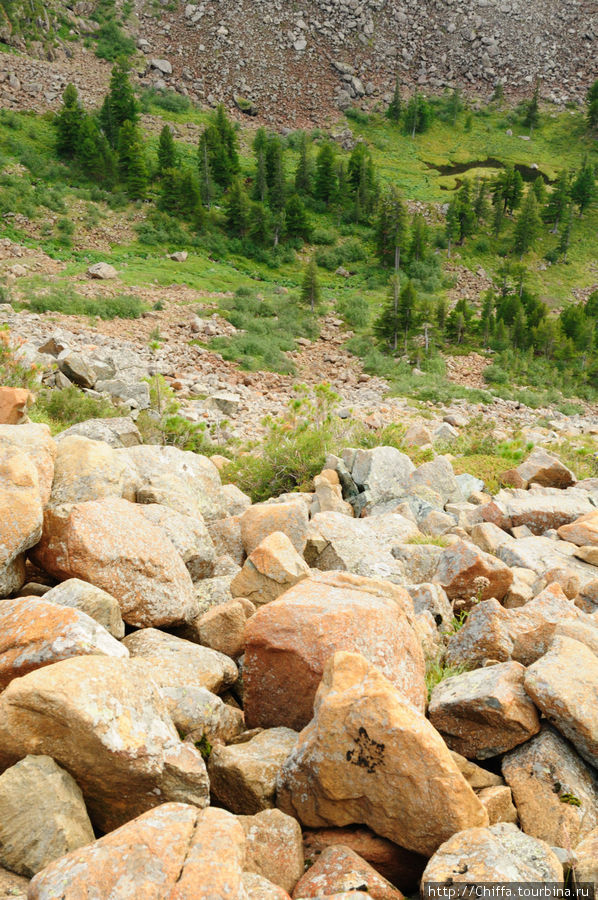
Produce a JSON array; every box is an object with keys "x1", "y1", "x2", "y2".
[
  {"x1": 498, "y1": 534, "x2": 598, "y2": 591},
  {"x1": 31, "y1": 498, "x2": 198, "y2": 628},
  {"x1": 421, "y1": 823, "x2": 563, "y2": 885},
  {"x1": 231, "y1": 532, "x2": 310, "y2": 607},
  {"x1": 292, "y1": 845, "x2": 404, "y2": 899},
  {"x1": 0, "y1": 423, "x2": 55, "y2": 504},
  {"x1": 277, "y1": 652, "x2": 487, "y2": 858},
  {"x1": 137, "y1": 503, "x2": 216, "y2": 581},
  {"x1": 502, "y1": 725, "x2": 598, "y2": 848},
  {"x1": 209, "y1": 515, "x2": 245, "y2": 566},
  {"x1": 428, "y1": 662, "x2": 540, "y2": 759},
  {"x1": 574, "y1": 828, "x2": 598, "y2": 884},
  {"x1": 482, "y1": 487, "x2": 594, "y2": 535},
  {"x1": 243, "y1": 872, "x2": 290, "y2": 898},
  {"x1": 87, "y1": 262, "x2": 117, "y2": 279},
  {"x1": 48, "y1": 435, "x2": 131, "y2": 506},
  {"x1": 122, "y1": 628, "x2": 237, "y2": 696},
  {"x1": 122, "y1": 444, "x2": 225, "y2": 522},
  {"x1": 0, "y1": 755, "x2": 94, "y2": 877},
  {"x1": 524, "y1": 636, "x2": 598, "y2": 769},
  {"x1": 28, "y1": 804, "x2": 246, "y2": 899},
  {"x1": 55, "y1": 416, "x2": 142, "y2": 448},
  {"x1": 433, "y1": 540, "x2": 513, "y2": 605},
  {"x1": 240, "y1": 501, "x2": 309, "y2": 556},
  {"x1": 0, "y1": 867, "x2": 27, "y2": 898},
  {"x1": 445, "y1": 584, "x2": 579, "y2": 669},
  {"x1": 43, "y1": 578, "x2": 125, "y2": 639},
  {"x1": 404, "y1": 423, "x2": 432, "y2": 447},
  {"x1": 244, "y1": 572, "x2": 426, "y2": 730},
  {"x1": 208, "y1": 727, "x2": 298, "y2": 815},
  {"x1": 0, "y1": 387, "x2": 32, "y2": 425},
  {"x1": 195, "y1": 598, "x2": 252, "y2": 658},
  {"x1": 302, "y1": 827, "x2": 426, "y2": 894},
  {"x1": 515, "y1": 448, "x2": 575, "y2": 489},
  {"x1": 0, "y1": 657, "x2": 209, "y2": 832},
  {"x1": 221, "y1": 482, "x2": 252, "y2": 516},
  {"x1": 0, "y1": 450, "x2": 43, "y2": 597},
  {"x1": 477, "y1": 785, "x2": 518, "y2": 826},
  {"x1": 0, "y1": 595, "x2": 127, "y2": 690},
  {"x1": 311, "y1": 471, "x2": 353, "y2": 517},
  {"x1": 409, "y1": 456, "x2": 463, "y2": 505},
  {"x1": 57, "y1": 352, "x2": 96, "y2": 390},
  {"x1": 173, "y1": 686, "x2": 244, "y2": 744},
  {"x1": 558, "y1": 510, "x2": 598, "y2": 546},
  {"x1": 240, "y1": 808, "x2": 304, "y2": 894},
  {"x1": 405, "y1": 583, "x2": 453, "y2": 630},
  {"x1": 305, "y1": 511, "x2": 417, "y2": 581},
  {"x1": 348, "y1": 446, "x2": 415, "y2": 508},
  {"x1": 450, "y1": 752, "x2": 504, "y2": 790}
]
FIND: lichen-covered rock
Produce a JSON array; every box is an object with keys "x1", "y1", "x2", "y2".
[
  {"x1": 31, "y1": 498, "x2": 198, "y2": 628},
  {"x1": 524, "y1": 636, "x2": 598, "y2": 769},
  {"x1": 0, "y1": 451, "x2": 43, "y2": 597},
  {"x1": 208, "y1": 728, "x2": 298, "y2": 815},
  {"x1": 231, "y1": 532, "x2": 310, "y2": 606},
  {"x1": 515, "y1": 449, "x2": 576, "y2": 489},
  {"x1": 292, "y1": 844, "x2": 404, "y2": 899},
  {"x1": 409, "y1": 456, "x2": 463, "y2": 505},
  {"x1": 421, "y1": 822, "x2": 563, "y2": 885},
  {"x1": 240, "y1": 501, "x2": 309, "y2": 556},
  {"x1": 0, "y1": 423, "x2": 55, "y2": 505},
  {"x1": 28, "y1": 804, "x2": 247, "y2": 900},
  {"x1": 0, "y1": 657, "x2": 209, "y2": 833},
  {"x1": 574, "y1": 828, "x2": 598, "y2": 884},
  {"x1": 433, "y1": 540, "x2": 513, "y2": 605},
  {"x1": 428, "y1": 662, "x2": 540, "y2": 759},
  {"x1": 558, "y1": 510, "x2": 598, "y2": 546},
  {"x1": 0, "y1": 595, "x2": 128, "y2": 690},
  {"x1": 239, "y1": 808, "x2": 304, "y2": 894},
  {"x1": 277, "y1": 652, "x2": 487, "y2": 858},
  {"x1": 244, "y1": 572, "x2": 426, "y2": 730},
  {"x1": 0, "y1": 755, "x2": 94, "y2": 877},
  {"x1": 481, "y1": 487, "x2": 594, "y2": 535},
  {"x1": 502, "y1": 725, "x2": 598, "y2": 848},
  {"x1": 137, "y1": 503, "x2": 216, "y2": 581},
  {"x1": 48, "y1": 435, "x2": 132, "y2": 506},
  {"x1": 43, "y1": 578, "x2": 124, "y2": 639}
]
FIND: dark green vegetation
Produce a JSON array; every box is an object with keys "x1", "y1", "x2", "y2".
[{"x1": 1, "y1": 65, "x2": 597, "y2": 407}]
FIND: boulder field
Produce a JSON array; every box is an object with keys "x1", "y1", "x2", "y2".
[{"x1": 2, "y1": 421, "x2": 598, "y2": 895}]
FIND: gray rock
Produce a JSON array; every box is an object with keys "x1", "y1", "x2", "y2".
[
  {"x1": 87, "y1": 262, "x2": 117, "y2": 280},
  {"x1": 43, "y1": 578, "x2": 125, "y2": 639},
  {"x1": 55, "y1": 417, "x2": 142, "y2": 449},
  {"x1": 57, "y1": 351, "x2": 96, "y2": 389}
]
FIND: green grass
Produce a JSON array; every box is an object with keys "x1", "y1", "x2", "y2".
[
  {"x1": 18, "y1": 283, "x2": 146, "y2": 319},
  {"x1": 425, "y1": 655, "x2": 469, "y2": 701}
]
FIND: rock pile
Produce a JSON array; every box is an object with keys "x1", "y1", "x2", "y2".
[{"x1": 1, "y1": 420, "x2": 598, "y2": 895}]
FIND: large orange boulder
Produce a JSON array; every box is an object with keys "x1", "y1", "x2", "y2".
[
  {"x1": 277, "y1": 652, "x2": 487, "y2": 858},
  {"x1": 433, "y1": 540, "x2": 513, "y2": 605},
  {"x1": 31, "y1": 498, "x2": 198, "y2": 628},
  {"x1": 0, "y1": 387, "x2": 32, "y2": 425},
  {"x1": 240, "y1": 501, "x2": 309, "y2": 556},
  {"x1": 292, "y1": 845, "x2": 404, "y2": 899},
  {"x1": 243, "y1": 572, "x2": 426, "y2": 730}
]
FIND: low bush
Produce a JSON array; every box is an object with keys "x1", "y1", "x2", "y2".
[
  {"x1": 25, "y1": 287, "x2": 146, "y2": 319},
  {"x1": 31, "y1": 387, "x2": 121, "y2": 432}
]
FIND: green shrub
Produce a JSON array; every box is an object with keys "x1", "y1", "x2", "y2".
[
  {"x1": 336, "y1": 294, "x2": 370, "y2": 328},
  {"x1": 32, "y1": 387, "x2": 121, "y2": 432},
  {"x1": 140, "y1": 88, "x2": 192, "y2": 114},
  {"x1": 26, "y1": 287, "x2": 146, "y2": 319},
  {"x1": 311, "y1": 227, "x2": 337, "y2": 246},
  {"x1": 345, "y1": 107, "x2": 369, "y2": 125},
  {"x1": 92, "y1": 20, "x2": 136, "y2": 61},
  {"x1": 0, "y1": 329, "x2": 39, "y2": 390}
]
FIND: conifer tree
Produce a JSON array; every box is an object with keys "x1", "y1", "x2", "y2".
[
  {"x1": 532, "y1": 175, "x2": 547, "y2": 205},
  {"x1": 157, "y1": 125, "x2": 177, "y2": 174},
  {"x1": 448, "y1": 88, "x2": 463, "y2": 126},
  {"x1": 198, "y1": 105, "x2": 239, "y2": 189},
  {"x1": 78, "y1": 115, "x2": 116, "y2": 184},
  {"x1": 294, "y1": 132, "x2": 312, "y2": 194},
  {"x1": 314, "y1": 143, "x2": 337, "y2": 205},
  {"x1": 545, "y1": 170, "x2": 570, "y2": 232},
  {"x1": 197, "y1": 130, "x2": 214, "y2": 208},
  {"x1": 445, "y1": 198, "x2": 459, "y2": 258},
  {"x1": 301, "y1": 257, "x2": 321, "y2": 312},
  {"x1": 571, "y1": 159, "x2": 596, "y2": 216},
  {"x1": 265, "y1": 135, "x2": 285, "y2": 212},
  {"x1": 374, "y1": 277, "x2": 417, "y2": 352},
  {"x1": 55, "y1": 83, "x2": 84, "y2": 159},
  {"x1": 118, "y1": 121, "x2": 147, "y2": 200},
  {"x1": 556, "y1": 207, "x2": 572, "y2": 261},
  {"x1": 513, "y1": 189, "x2": 542, "y2": 256},
  {"x1": 249, "y1": 203, "x2": 270, "y2": 245},
  {"x1": 386, "y1": 75, "x2": 402, "y2": 124},
  {"x1": 253, "y1": 150, "x2": 268, "y2": 204},
  {"x1": 410, "y1": 213, "x2": 428, "y2": 262},
  {"x1": 100, "y1": 58, "x2": 138, "y2": 147},
  {"x1": 284, "y1": 194, "x2": 310, "y2": 240},
  {"x1": 252, "y1": 127, "x2": 268, "y2": 156},
  {"x1": 523, "y1": 78, "x2": 540, "y2": 133},
  {"x1": 404, "y1": 93, "x2": 432, "y2": 137},
  {"x1": 455, "y1": 180, "x2": 476, "y2": 243},
  {"x1": 374, "y1": 187, "x2": 408, "y2": 269},
  {"x1": 473, "y1": 178, "x2": 490, "y2": 224},
  {"x1": 225, "y1": 178, "x2": 250, "y2": 237}
]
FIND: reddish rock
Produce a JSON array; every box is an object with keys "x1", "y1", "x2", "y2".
[
  {"x1": 292, "y1": 845, "x2": 404, "y2": 899},
  {"x1": 515, "y1": 449, "x2": 575, "y2": 489},
  {"x1": 0, "y1": 387, "x2": 32, "y2": 425},
  {"x1": 241, "y1": 501, "x2": 309, "y2": 556},
  {"x1": 433, "y1": 540, "x2": 513, "y2": 605},
  {"x1": 240, "y1": 808, "x2": 304, "y2": 894},
  {"x1": 243, "y1": 571, "x2": 426, "y2": 730},
  {"x1": 558, "y1": 510, "x2": 598, "y2": 546}
]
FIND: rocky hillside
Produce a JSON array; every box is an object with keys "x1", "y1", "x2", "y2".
[
  {"x1": 2, "y1": 407, "x2": 598, "y2": 895},
  {"x1": 1, "y1": 0, "x2": 596, "y2": 124}
]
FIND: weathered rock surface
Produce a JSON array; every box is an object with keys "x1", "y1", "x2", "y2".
[
  {"x1": 28, "y1": 804, "x2": 246, "y2": 899},
  {"x1": 208, "y1": 727, "x2": 298, "y2": 815},
  {"x1": 231, "y1": 532, "x2": 310, "y2": 606},
  {"x1": 32, "y1": 498, "x2": 198, "y2": 628},
  {"x1": 428, "y1": 662, "x2": 540, "y2": 759},
  {"x1": 0, "y1": 595, "x2": 127, "y2": 690},
  {"x1": 137, "y1": 502, "x2": 216, "y2": 581},
  {"x1": 482, "y1": 487, "x2": 594, "y2": 535},
  {"x1": 558, "y1": 510, "x2": 598, "y2": 547},
  {"x1": 433, "y1": 540, "x2": 513, "y2": 604},
  {"x1": 277, "y1": 652, "x2": 487, "y2": 857},
  {"x1": 524, "y1": 636, "x2": 598, "y2": 770},
  {"x1": 48, "y1": 435, "x2": 131, "y2": 506},
  {"x1": 292, "y1": 844, "x2": 404, "y2": 899},
  {"x1": 244, "y1": 572, "x2": 426, "y2": 730},
  {"x1": 515, "y1": 448, "x2": 576, "y2": 489},
  {"x1": 0, "y1": 451, "x2": 43, "y2": 597},
  {"x1": 240, "y1": 808, "x2": 304, "y2": 894},
  {"x1": 0, "y1": 657, "x2": 209, "y2": 832},
  {"x1": 241, "y1": 501, "x2": 309, "y2": 556},
  {"x1": 0, "y1": 755, "x2": 94, "y2": 877},
  {"x1": 0, "y1": 387, "x2": 31, "y2": 425},
  {"x1": 502, "y1": 725, "x2": 598, "y2": 848},
  {"x1": 0, "y1": 423, "x2": 55, "y2": 504},
  {"x1": 421, "y1": 823, "x2": 563, "y2": 885},
  {"x1": 43, "y1": 578, "x2": 125, "y2": 639}
]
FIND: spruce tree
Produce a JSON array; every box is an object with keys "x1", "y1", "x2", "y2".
[
  {"x1": 448, "y1": 88, "x2": 463, "y2": 127},
  {"x1": 301, "y1": 257, "x2": 321, "y2": 312},
  {"x1": 197, "y1": 130, "x2": 214, "y2": 208},
  {"x1": 571, "y1": 159, "x2": 596, "y2": 216},
  {"x1": 532, "y1": 175, "x2": 547, "y2": 205},
  {"x1": 374, "y1": 187, "x2": 408, "y2": 269},
  {"x1": 473, "y1": 178, "x2": 490, "y2": 224},
  {"x1": 198, "y1": 105, "x2": 239, "y2": 189},
  {"x1": 249, "y1": 202, "x2": 270, "y2": 245},
  {"x1": 265, "y1": 135, "x2": 285, "y2": 212},
  {"x1": 523, "y1": 79, "x2": 540, "y2": 133},
  {"x1": 545, "y1": 169, "x2": 570, "y2": 232},
  {"x1": 157, "y1": 125, "x2": 177, "y2": 174},
  {"x1": 386, "y1": 75, "x2": 402, "y2": 124},
  {"x1": 78, "y1": 115, "x2": 116, "y2": 184},
  {"x1": 404, "y1": 93, "x2": 432, "y2": 137},
  {"x1": 410, "y1": 213, "x2": 428, "y2": 262},
  {"x1": 285, "y1": 194, "x2": 310, "y2": 240},
  {"x1": 374, "y1": 277, "x2": 417, "y2": 352},
  {"x1": 253, "y1": 150, "x2": 268, "y2": 204},
  {"x1": 455, "y1": 180, "x2": 476, "y2": 243},
  {"x1": 117, "y1": 121, "x2": 147, "y2": 200},
  {"x1": 294, "y1": 132, "x2": 312, "y2": 195},
  {"x1": 556, "y1": 207, "x2": 572, "y2": 261},
  {"x1": 513, "y1": 189, "x2": 542, "y2": 257},
  {"x1": 100, "y1": 58, "x2": 138, "y2": 147},
  {"x1": 314, "y1": 143, "x2": 337, "y2": 205},
  {"x1": 225, "y1": 178, "x2": 250, "y2": 237},
  {"x1": 252, "y1": 126, "x2": 268, "y2": 156},
  {"x1": 55, "y1": 83, "x2": 84, "y2": 159}
]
